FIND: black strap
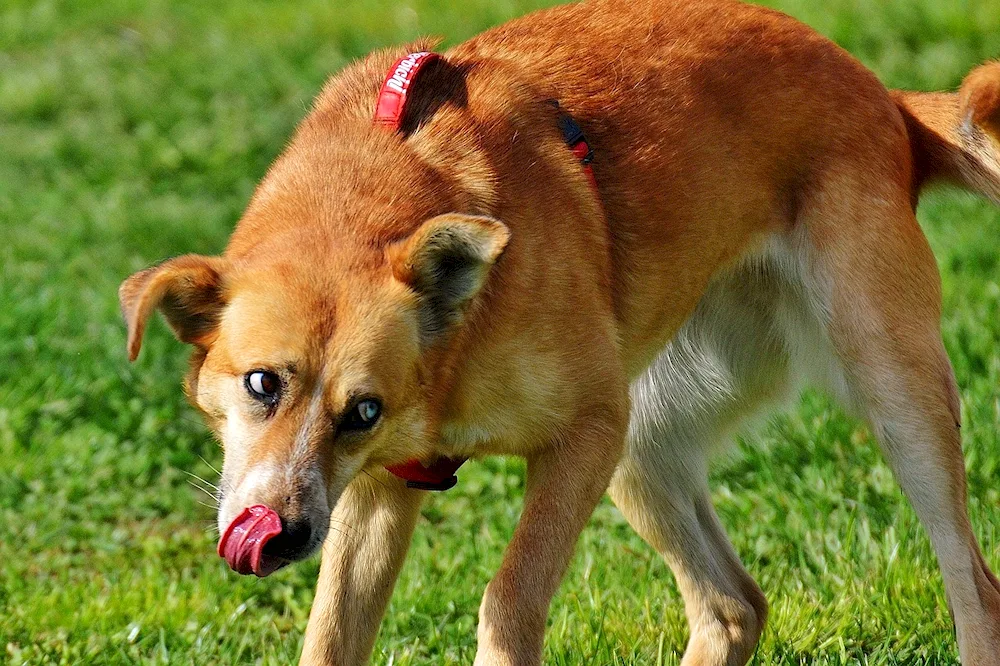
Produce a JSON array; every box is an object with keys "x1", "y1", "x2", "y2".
[{"x1": 548, "y1": 100, "x2": 595, "y2": 165}]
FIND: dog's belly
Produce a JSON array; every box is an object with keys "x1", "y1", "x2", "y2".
[{"x1": 628, "y1": 233, "x2": 849, "y2": 452}]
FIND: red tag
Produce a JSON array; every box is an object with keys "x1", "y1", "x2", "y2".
[{"x1": 374, "y1": 51, "x2": 441, "y2": 130}]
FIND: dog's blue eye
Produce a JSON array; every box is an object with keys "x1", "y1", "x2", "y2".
[
  {"x1": 245, "y1": 371, "x2": 281, "y2": 404},
  {"x1": 341, "y1": 399, "x2": 382, "y2": 432}
]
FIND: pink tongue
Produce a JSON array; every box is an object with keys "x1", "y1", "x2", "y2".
[{"x1": 217, "y1": 505, "x2": 284, "y2": 577}]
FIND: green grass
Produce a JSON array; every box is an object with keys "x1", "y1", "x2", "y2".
[{"x1": 2, "y1": 0, "x2": 999, "y2": 663}]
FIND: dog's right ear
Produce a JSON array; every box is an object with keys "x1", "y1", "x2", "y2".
[
  {"x1": 119, "y1": 254, "x2": 228, "y2": 362},
  {"x1": 387, "y1": 214, "x2": 509, "y2": 342}
]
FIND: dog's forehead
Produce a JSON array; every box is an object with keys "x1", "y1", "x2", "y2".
[
  {"x1": 219, "y1": 286, "x2": 314, "y2": 364},
  {"x1": 217, "y1": 258, "x2": 334, "y2": 359},
  {"x1": 216, "y1": 256, "x2": 419, "y2": 386},
  {"x1": 327, "y1": 277, "x2": 421, "y2": 379}
]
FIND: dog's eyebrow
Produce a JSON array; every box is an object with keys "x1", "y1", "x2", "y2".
[
  {"x1": 331, "y1": 387, "x2": 382, "y2": 421},
  {"x1": 342, "y1": 386, "x2": 381, "y2": 405},
  {"x1": 239, "y1": 361, "x2": 298, "y2": 375}
]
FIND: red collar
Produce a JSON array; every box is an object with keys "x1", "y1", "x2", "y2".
[
  {"x1": 374, "y1": 51, "x2": 440, "y2": 128},
  {"x1": 384, "y1": 457, "x2": 465, "y2": 491},
  {"x1": 373, "y1": 52, "x2": 599, "y2": 491}
]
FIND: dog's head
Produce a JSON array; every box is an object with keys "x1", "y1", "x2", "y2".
[
  {"x1": 120, "y1": 194, "x2": 507, "y2": 574},
  {"x1": 119, "y1": 44, "x2": 520, "y2": 575}
]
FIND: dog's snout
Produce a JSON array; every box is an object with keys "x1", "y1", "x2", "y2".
[
  {"x1": 262, "y1": 517, "x2": 314, "y2": 560},
  {"x1": 217, "y1": 463, "x2": 330, "y2": 574}
]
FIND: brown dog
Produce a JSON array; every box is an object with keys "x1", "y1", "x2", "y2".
[{"x1": 119, "y1": 0, "x2": 1000, "y2": 663}]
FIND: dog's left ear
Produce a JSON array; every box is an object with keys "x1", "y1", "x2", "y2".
[
  {"x1": 119, "y1": 254, "x2": 228, "y2": 361},
  {"x1": 388, "y1": 213, "x2": 510, "y2": 341}
]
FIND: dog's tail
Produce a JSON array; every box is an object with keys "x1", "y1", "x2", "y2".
[{"x1": 892, "y1": 61, "x2": 1000, "y2": 205}]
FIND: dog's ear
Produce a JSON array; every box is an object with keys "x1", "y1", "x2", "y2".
[
  {"x1": 388, "y1": 213, "x2": 509, "y2": 341},
  {"x1": 119, "y1": 254, "x2": 228, "y2": 361}
]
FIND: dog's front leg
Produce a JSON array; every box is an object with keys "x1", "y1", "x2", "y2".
[
  {"x1": 475, "y1": 402, "x2": 628, "y2": 665},
  {"x1": 299, "y1": 471, "x2": 424, "y2": 666}
]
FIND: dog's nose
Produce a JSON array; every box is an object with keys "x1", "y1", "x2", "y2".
[{"x1": 261, "y1": 517, "x2": 313, "y2": 560}]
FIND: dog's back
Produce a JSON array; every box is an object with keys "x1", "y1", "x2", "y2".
[{"x1": 449, "y1": 0, "x2": 1000, "y2": 371}]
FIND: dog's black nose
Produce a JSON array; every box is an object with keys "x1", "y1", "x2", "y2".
[{"x1": 261, "y1": 518, "x2": 313, "y2": 561}]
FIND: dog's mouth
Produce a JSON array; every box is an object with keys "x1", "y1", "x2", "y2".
[{"x1": 217, "y1": 505, "x2": 289, "y2": 577}]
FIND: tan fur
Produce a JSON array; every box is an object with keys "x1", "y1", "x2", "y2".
[{"x1": 119, "y1": 0, "x2": 1000, "y2": 663}]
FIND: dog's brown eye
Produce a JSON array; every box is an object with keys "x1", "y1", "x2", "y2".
[
  {"x1": 245, "y1": 371, "x2": 281, "y2": 405},
  {"x1": 340, "y1": 398, "x2": 382, "y2": 432}
]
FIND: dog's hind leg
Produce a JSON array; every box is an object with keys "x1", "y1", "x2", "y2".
[
  {"x1": 611, "y1": 438, "x2": 767, "y2": 666},
  {"x1": 609, "y1": 273, "x2": 790, "y2": 666},
  {"x1": 800, "y1": 184, "x2": 1000, "y2": 664}
]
